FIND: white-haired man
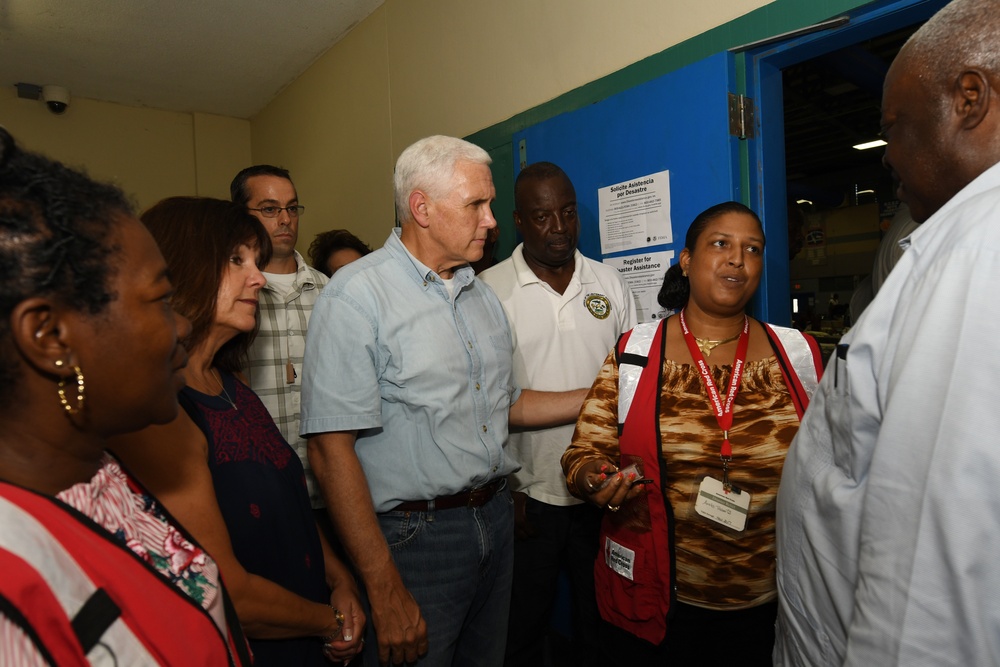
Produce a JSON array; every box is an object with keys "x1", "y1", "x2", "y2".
[
  {"x1": 302, "y1": 136, "x2": 586, "y2": 666},
  {"x1": 776, "y1": 0, "x2": 1000, "y2": 664}
]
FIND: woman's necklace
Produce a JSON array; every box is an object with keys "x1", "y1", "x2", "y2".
[
  {"x1": 211, "y1": 368, "x2": 238, "y2": 411},
  {"x1": 693, "y1": 332, "x2": 742, "y2": 358}
]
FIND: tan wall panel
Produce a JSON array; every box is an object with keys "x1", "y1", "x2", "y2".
[
  {"x1": 1, "y1": 88, "x2": 251, "y2": 212},
  {"x1": 1, "y1": 87, "x2": 194, "y2": 211},
  {"x1": 193, "y1": 113, "x2": 253, "y2": 200},
  {"x1": 383, "y1": 0, "x2": 773, "y2": 151},
  {"x1": 251, "y1": 6, "x2": 395, "y2": 256}
]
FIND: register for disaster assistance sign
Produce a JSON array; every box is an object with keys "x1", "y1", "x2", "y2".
[
  {"x1": 603, "y1": 251, "x2": 673, "y2": 324},
  {"x1": 597, "y1": 169, "x2": 672, "y2": 254}
]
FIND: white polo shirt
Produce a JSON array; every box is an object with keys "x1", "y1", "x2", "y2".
[{"x1": 480, "y1": 245, "x2": 637, "y2": 506}]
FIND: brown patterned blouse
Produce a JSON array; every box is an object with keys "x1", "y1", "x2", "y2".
[{"x1": 563, "y1": 350, "x2": 801, "y2": 610}]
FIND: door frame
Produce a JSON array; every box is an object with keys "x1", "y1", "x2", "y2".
[{"x1": 741, "y1": 0, "x2": 948, "y2": 325}]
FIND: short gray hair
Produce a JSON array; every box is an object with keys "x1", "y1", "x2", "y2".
[
  {"x1": 393, "y1": 136, "x2": 491, "y2": 224},
  {"x1": 903, "y1": 0, "x2": 1000, "y2": 89}
]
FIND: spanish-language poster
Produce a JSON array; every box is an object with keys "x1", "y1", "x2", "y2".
[
  {"x1": 597, "y1": 169, "x2": 672, "y2": 254},
  {"x1": 604, "y1": 251, "x2": 674, "y2": 324}
]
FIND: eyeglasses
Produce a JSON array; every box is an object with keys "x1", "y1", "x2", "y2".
[{"x1": 248, "y1": 205, "x2": 305, "y2": 218}]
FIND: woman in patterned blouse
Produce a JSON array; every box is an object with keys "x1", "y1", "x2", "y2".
[{"x1": 562, "y1": 202, "x2": 822, "y2": 666}]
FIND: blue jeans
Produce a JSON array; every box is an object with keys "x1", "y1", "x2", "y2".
[{"x1": 363, "y1": 486, "x2": 514, "y2": 667}]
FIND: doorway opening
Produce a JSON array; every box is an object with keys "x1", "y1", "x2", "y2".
[
  {"x1": 783, "y1": 22, "x2": 919, "y2": 351},
  {"x1": 745, "y1": 0, "x2": 949, "y2": 332}
]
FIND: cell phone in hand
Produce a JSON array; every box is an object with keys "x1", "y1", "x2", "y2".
[{"x1": 600, "y1": 463, "x2": 646, "y2": 489}]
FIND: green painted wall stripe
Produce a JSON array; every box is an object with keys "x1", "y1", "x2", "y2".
[{"x1": 467, "y1": 0, "x2": 871, "y2": 150}]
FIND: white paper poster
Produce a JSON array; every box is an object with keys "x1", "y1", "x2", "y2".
[
  {"x1": 604, "y1": 251, "x2": 674, "y2": 324},
  {"x1": 598, "y1": 170, "x2": 672, "y2": 254}
]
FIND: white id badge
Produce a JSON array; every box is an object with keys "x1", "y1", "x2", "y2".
[{"x1": 694, "y1": 476, "x2": 751, "y2": 531}]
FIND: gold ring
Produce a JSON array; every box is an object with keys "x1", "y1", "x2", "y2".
[{"x1": 607, "y1": 504, "x2": 620, "y2": 512}]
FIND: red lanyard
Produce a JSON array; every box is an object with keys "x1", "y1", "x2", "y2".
[{"x1": 678, "y1": 309, "x2": 750, "y2": 461}]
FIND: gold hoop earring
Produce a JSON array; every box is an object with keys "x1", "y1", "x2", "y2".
[{"x1": 57, "y1": 365, "x2": 86, "y2": 416}]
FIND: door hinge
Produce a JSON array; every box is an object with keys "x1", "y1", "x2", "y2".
[{"x1": 728, "y1": 93, "x2": 755, "y2": 140}]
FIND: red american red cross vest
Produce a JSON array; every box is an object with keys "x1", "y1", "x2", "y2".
[
  {"x1": 594, "y1": 317, "x2": 822, "y2": 644},
  {"x1": 0, "y1": 478, "x2": 252, "y2": 666}
]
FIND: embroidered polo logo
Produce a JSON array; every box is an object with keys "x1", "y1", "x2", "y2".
[{"x1": 584, "y1": 293, "x2": 611, "y2": 319}]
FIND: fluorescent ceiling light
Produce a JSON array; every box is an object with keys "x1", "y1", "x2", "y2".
[{"x1": 853, "y1": 139, "x2": 887, "y2": 150}]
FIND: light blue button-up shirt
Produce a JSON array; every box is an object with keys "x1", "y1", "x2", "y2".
[{"x1": 301, "y1": 228, "x2": 521, "y2": 513}]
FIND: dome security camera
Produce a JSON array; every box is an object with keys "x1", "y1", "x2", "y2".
[{"x1": 41, "y1": 86, "x2": 70, "y2": 115}]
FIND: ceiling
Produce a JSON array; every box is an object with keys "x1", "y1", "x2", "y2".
[
  {"x1": 0, "y1": 0, "x2": 384, "y2": 119},
  {"x1": 782, "y1": 23, "x2": 920, "y2": 210}
]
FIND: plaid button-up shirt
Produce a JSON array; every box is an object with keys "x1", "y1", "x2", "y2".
[{"x1": 243, "y1": 251, "x2": 328, "y2": 507}]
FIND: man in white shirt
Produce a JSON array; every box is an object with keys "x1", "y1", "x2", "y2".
[
  {"x1": 775, "y1": 1, "x2": 1000, "y2": 664},
  {"x1": 480, "y1": 162, "x2": 636, "y2": 666}
]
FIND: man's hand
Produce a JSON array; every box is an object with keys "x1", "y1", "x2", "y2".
[
  {"x1": 309, "y1": 431, "x2": 428, "y2": 665},
  {"x1": 368, "y1": 574, "x2": 428, "y2": 665},
  {"x1": 512, "y1": 491, "x2": 539, "y2": 541}
]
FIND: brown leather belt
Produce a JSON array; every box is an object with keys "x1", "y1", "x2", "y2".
[{"x1": 390, "y1": 478, "x2": 505, "y2": 512}]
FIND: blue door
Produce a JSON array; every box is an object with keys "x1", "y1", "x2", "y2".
[{"x1": 513, "y1": 49, "x2": 740, "y2": 282}]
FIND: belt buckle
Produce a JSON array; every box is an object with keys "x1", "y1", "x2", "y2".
[
  {"x1": 466, "y1": 486, "x2": 485, "y2": 507},
  {"x1": 467, "y1": 479, "x2": 498, "y2": 507}
]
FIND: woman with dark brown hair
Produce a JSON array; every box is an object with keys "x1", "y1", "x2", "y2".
[
  {"x1": 308, "y1": 228, "x2": 372, "y2": 278},
  {"x1": 0, "y1": 131, "x2": 251, "y2": 665},
  {"x1": 111, "y1": 197, "x2": 364, "y2": 666}
]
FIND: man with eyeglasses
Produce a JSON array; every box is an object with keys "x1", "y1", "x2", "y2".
[{"x1": 230, "y1": 165, "x2": 329, "y2": 520}]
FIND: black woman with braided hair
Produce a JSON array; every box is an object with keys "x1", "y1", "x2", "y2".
[
  {"x1": 0, "y1": 129, "x2": 252, "y2": 664},
  {"x1": 562, "y1": 202, "x2": 824, "y2": 665}
]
